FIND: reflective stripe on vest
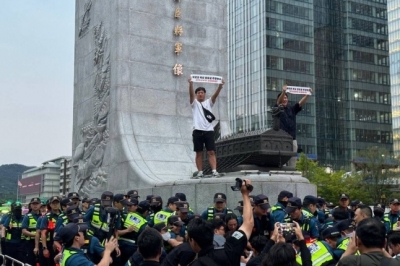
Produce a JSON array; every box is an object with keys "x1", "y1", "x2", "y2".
[
  {"x1": 154, "y1": 210, "x2": 172, "y2": 225},
  {"x1": 121, "y1": 212, "x2": 147, "y2": 242},
  {"x1": 271, "y1": 206, "x2": 283, "y2": 212},
  {"x1": 60, "y1": 248, "x2": 78, "y2": 266},
  {"x1": 206, "y1": 207, "x2": 233, "y2": 220},
  {"x1": 384, "y1": 213, "x2": 398, "y2": 229},
  {"x1": 6, "y1": 219, "x2": 23, "y2": 241},
  {"x1": 337, "y1": 238, "x2": 360, "y2": 255},
  {"x1": 296, "y1": 241, "x2": 334, "y2": 266},
  {"x1": 45, "y1": 212, "x2": 59, "y2": 241},
  {"x1": 25, "y1": 213, "x2": 38, "y2": 240},
  {"x1": 90, "y1": 204, "x2": 109, "y2": 232}
]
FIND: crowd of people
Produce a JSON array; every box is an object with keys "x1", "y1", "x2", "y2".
[{"x1": 1, "y1": 179, "x2": 400, "y2": 266}]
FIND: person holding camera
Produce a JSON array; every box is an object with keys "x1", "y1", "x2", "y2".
[
  {"x1": 187, "y1": 179, "x2": 253, "y2": 266},
  {"x1": 188, "y1": 76, "x2": 224, "y2": 179},
  {"x1": 285, "y1": 197, "x2": 319, "y2": 239}
]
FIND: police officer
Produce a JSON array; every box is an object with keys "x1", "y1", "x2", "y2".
[
  {"x1": 201, "y1": 193, "x2": 233, "y2": 220},
  {"x1": 234, "y1": 200, "x2": 244, "y2": 227},
  {"x1": 22, "y1": 197, "x2": 42, "y2": 266},
  {"x1": 270, "y1": 190, "x2": 293, "y2": 225},
  {"x1": 384, "y1": 198, "x2": 400, "y2": 230},
  {"x1": 165, "y1": 215, "x2": 185, "y2": 252},
  {"x1": 335, "y1": 219, "x2": 356, "y2": 258},
  {"x1": 148, "y1": 196, "x2": 163, "y2": 226},
  {"x1": 41, "y1": 196, "x2": 62, "y2": 266},
  {"x1": 333, "y1": 193, "x2": 354, "y2": 219},
  {"x1": 175, "y1": 201, "x2": 192, "y2": 225},
  {"x1": 373, "y1": 204, "x2": 389, "y2": 232},
  {"x1": 127, "y1": 190, "x2": 140, "y2": 200},
  {"x1": 81, "y1": 198, "x2": 90, "y2": 213},
  {"x1": 54, "y1": 206, "x2": 81, "y2": 251},
  {"x1": 58, "y1": 223, "x2": 117, "y2": 266},
  {"x1": 175, "y1": 193, "x2": 195, "y2": 215},
  {"x1": 68, "y1": 192, "x2": 82, "y2": 211},
  {"x1": 252, "y1": 194, "x2": 273, "y2": 239},
  {"x1": 153, "y1": 196, "x2": 179, "y2": 225},
  {"x1": 285, "y1": 197, "x2": 319, "y2": 239},
  {"x1": 2, "y1": 202, "x2": 25, "y2": 265},
  {"x1": 116, "y1": 199, "x2": 148, "y2": 266},
  {"x1": 84, "y1": 191, "x2": 120, "y2": 243}
]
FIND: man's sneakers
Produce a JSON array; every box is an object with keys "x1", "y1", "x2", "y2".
[
  {"x1": 191, "y1": 171, "x2": 204, "y2": 179},
  {"x1": 212, "y1": 170, "x2": 220, "y2": 178}
]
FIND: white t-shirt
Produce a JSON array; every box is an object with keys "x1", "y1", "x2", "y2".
[{"x1": 191, "y1": 98, "x2": 214, "y2": 131}]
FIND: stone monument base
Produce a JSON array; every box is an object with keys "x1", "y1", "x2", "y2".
[{"x1": 112, "y1": 171, "x2": 316, "y2": 213}]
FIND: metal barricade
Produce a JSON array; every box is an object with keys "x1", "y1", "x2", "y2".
[{"x1": 0, "y1": 254, "x2": 31, "y2": 266}]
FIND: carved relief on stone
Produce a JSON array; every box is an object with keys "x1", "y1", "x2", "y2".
[
  {"x1": 73, "y1": 21, "x2": 111, "y2": 197},
  {"x1": 78, "y1": 0, "x2": 92, "y2": 38}
]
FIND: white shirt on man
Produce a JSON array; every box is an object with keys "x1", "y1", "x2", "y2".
[{"x1": 191, "y1": 98, "x2": 214, "y2": 131}]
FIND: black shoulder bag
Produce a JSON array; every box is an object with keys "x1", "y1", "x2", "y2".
[{"x1": 201, "y1": 103, "x2": 215, "y2": 123}]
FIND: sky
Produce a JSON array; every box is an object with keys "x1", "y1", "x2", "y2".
[{"x1": 0, "y1": 2, "x2": 75, "y2": 166}]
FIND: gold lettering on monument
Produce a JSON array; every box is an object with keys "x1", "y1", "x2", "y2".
[
  {"x1": 173, "y1": 64, "x2": 183, "y2": 75},
  {"x1": 175, "y1": 7, "x2": 181, "y2": 18},
  {"x1": 175, "y1": 42, "x2": 183, "y2": 55},
  {"x1": 174, "y1": 25, "x2": 183, "y2": 36}
]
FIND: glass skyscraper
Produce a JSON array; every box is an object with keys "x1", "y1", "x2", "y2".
[
  {"x1": 389, "y1": 0, "x2": 400, "y2": 157},
  {"x1": 228, "y1": 0, "x2": 392, "y2": 170}
]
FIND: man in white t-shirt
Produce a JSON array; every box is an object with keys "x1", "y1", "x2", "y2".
[{"x1": 188, "y1": 76, "x2": 224, "y2": 178}]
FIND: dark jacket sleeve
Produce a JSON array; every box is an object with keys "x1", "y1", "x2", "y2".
[
  {"x1": 261, "y1": 239, "x2": 276, "y2": 254},
  {"x1": 298, "y1": 240, "x2": 312, "y2": 266}
]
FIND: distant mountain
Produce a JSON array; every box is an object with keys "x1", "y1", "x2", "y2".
[{"x1": 0, "y1": 164, "x2": 34, "y2": 202}]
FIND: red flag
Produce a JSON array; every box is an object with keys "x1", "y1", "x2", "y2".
[{"x1": 18, "y1": 180, "x2": 22, "y2": 187}]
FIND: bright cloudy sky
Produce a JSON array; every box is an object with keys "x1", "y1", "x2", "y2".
[{"x1": 0, "y1": 1, "x2": 75, "y2": 166}]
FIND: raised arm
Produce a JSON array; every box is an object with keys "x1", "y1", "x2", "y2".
[
  {"x1": 211, "y1": 79, "x2": 225, "y2": 104},
  {"x1": 299, "y1": 88, "x2": 312, "y2": 107},
  {"x1": 277, "y1": 85, "x2": 287, "y2": 105},
  {"x1": 238, "y1": 179, "x2": 254, "y2": 240},
  {"x1": 189, "y1": 77, "x2": 195, "y2": 104}
]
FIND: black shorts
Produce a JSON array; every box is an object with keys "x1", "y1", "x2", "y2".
[{"x1": 192, "y1": 130, "x2": 215, "y2": 152}]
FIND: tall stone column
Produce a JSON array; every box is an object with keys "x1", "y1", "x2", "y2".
[{"x1": 72, "y1": 0, "x2": 228, "y2": 197}]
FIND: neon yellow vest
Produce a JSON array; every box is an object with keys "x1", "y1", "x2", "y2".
[
  {"x1": 154, "y1": 210, "x2": 173, "y2": 225},
  {"x1": 25, "y1": 213, "x2": 38, "y2": 240},
  {"x1": 88, "y1": 204, "x2": 109, "y2": 236},
  {"x1": 60, "y1": 248, "x2": 78, "y2": 266},
  {"x1": 206, "y1": 207, "x2": 233, "y2": 220},
  {"x1": 337, "y1": 237, "x2": 360, "y2": 255},
  {"x1": 296, "y1": 241, "x2": 334, "y2": 266},
  {"x1": 6, "y1": 219, "x2": 24, "y2": 241},
  {"x1": 119, "y1": 212, "x2": 147, "y2": 243}
]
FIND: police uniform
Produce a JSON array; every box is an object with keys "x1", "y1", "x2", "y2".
[
  {"x1": 384, "y1": 198, "x2": 400, "y2": 231},
  {"x1": 296, "y1": 240, "x2": 336, "y2": 266},
  {"x1": 148, "y1": 196, "x2": 163, "y2": 227},
  {"x1": 201, "y1": 193, "x2": 233, "y2": 220},
  {"x1": 234, "y1": 201, "x2": 244, "y2": 227},
  {"x1": 285, "y1": 197, "x2": 319, "y2": 239},
  {"x1": 251, "y1": 195, "x2": 273, "y2": 239},
  {"x1": 153, "y1": 197, "x2": 179, "y2": 225},
  {"x1": 21, "y1": 198, "x2": 42, "y2": 266},
  {"x1": 41, "y1": 196, "x2": 62, "y2": 266},
  {"x1": 3, "y1": 204, "x2": 25, "y2": 264}
]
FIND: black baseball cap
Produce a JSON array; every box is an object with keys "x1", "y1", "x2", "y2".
[
  {"x1": 391, "y1": 199, "x2": 400, "y2": 205},
  {"x1": 317, "y1": 198, "x2": 326, "y2": 206},
  {"x1": 82, "y1": 198, "x2": 90, "y2": 203},
  {"x1": 66, "y1": 206, "x2": 80, "y2": 220},
  {"x1": 336, "y1": 219, "x2": 354, "y2": 232},
  {"x1": 128, "y1": 190, "x2": 140, "y2": 198},
  {"x1": 176, "y1": 201, "x2": 189, "y2": 213},
  {"x1": 68, "y1": 192, "x2": 80, "y2": 200},
  {"x1": 101, "y1": 191, "x2": 114, "y2": 204},
  {"x1": 214, "y1": 193, "x2": 227, "y2": 203},
  {"x1": 146, "y1": 195, "x2": 154, "y2": 202},
  {"x1": 285, "y1": 197, "x2": 302, "y2": 214},
  {"x1": 113, "y1": 194, "x2": 126, "y2": 203},
  {"x1": 321, "y1": 227, "x2": 341, "y2": 239},
  {"x1": 278, "y1": 190, "x2": 293, "y2": 200},
  {"x1": 254, "y1": 195, "x2": 271, "y2": 210},
  {"x1": 350, "y1": 200, "x2": 360, "y2": 207},
  {"x1": 122, "y1": 198, "x2": 138, "y2": 206},
  {"x1": 56, "y1": 223, "x2": 87, "y2": 244},
  {"x1": 49, "y1": 196, "x2": 61, "y2": 203},
  {"x1": 61, "y1": 198, "x2": 72, "y2": 207},
  {"x1": 153, "y1": 222, "x2": 167, "y2": 232},
  {"x1": 234, "y1": 200, "x2": 243, "y2": 211},
  {"x1": 138, "y1": 200, "x2": 151, "y2": 212},
  {"x1": 303, "y1": 195, "x2": 318, "y2": 205},
  {"x1": 150, "y1": 196, "x2": 162, "y2": 206},
  {"x1": 175, "y1": 193, "x2": 187, "y2": 201},
  {"x1": 339, "y1": 193, "x2": 349, "y2": 200},
  {"x1": 30, "y1": 198, "x2": 41, "y2": 204},
  {"x1": 167, "y1": 215, "x2": 184, "y2": 226}
]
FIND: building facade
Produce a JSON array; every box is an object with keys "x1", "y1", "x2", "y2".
[
  {"x1": 59, "y1": 158, "x2": 72, "y2": 196},
  {"x1": 228, "y1": 0, "x2": 392, "y2": 170},
  {"x1": 389, "y1": 0, "x2": 400, "y2": 157}
]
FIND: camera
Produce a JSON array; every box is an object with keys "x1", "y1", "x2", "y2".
[
  {"x1": 231, "y1": 178, "x2": 253, "y2": 192},
  {"x1": 279, "y1": 223, "x2": 296, "y2": 242}
]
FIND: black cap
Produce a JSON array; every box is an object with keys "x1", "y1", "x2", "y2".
[
  {"x1": 153, "y1": 222, "x2": 167, "y2": 232},
  {"x1": 285, "y1": 197, "x2": 302, "y2": 214},
  {"x1": 214, "y1": 193, "x2": 227, "y2": 203},
  {"x1": 350, "y1": 200, "x2": 360, "y2": 207},
  {"x1": 138, "y1": 201, "x2": 151, "y2": 212},
  {"x1": 339, "y1": 193, "x2": 349, "y2": 200},
  {"x1": 321, "y1": 227, "x2": 341, "y2": 239},
  {"x1": 150, "y1": 196, "x2": 162, "y2": 206},
  {"x1": 113, "y1": 194, "x2": 126, "y2": 203},
  {"x1": 303, "y1": 195, "x2": 318, "y2": 205},
  {"x1": 234, "y1": 200, "x2": 243, "y2": 211},
  {"x1": 66, "y1": 206, "x2": 80, "y2": 218},
  {"x1": 327, "y1": 202, "x2": 334, "y2": 208},
  {"x1": 30, "y1": 198, "x2": 41, "y2": 204},
  {"x1": 278, "y1": 190, "x2": 293, "y2": 200},
  {"x1": 146, "y1": 195, "x2": 154, "y2": 202},
  {"x1": 391, "y1": 199, "x2": 400, "y2": 204},
  {"x1": 317, "y1": 198, "x2": 326, "y2": 206},
  {"x1": 175, "y1": 201, "x2": 189, "y2": 213},
  {"x1": 254, "y1": 195, "x2": 271, "y2": 210},
  {"x1": 122, "y1": 198, "x2": 138, "y2": 206},
  {"x1": 68, "y1": 192, "x2": 80, "y2": 200},
  {"x1": 49, "y1": 196, "x2": 61, "y2": 203},
  {"x1": 101, "y1": 191, "x2": 114, "y2": 204},
  {"x1": 91, "y1": 198, "x2": 100, "y2": 204},
  {"x1": 167, "y1": 197, "x2": 180, "y2": 206},
  {"x1": 61, "y1": 198, "x2": 72, "y2": 207},
  {"x1": 175, "y1": 193, "x2": 187, "y2": 201},
  {"x1": 213, "y1": 213, "x2": 226, "y2": 220},
  {"x1": 336, "y1": 219, "x2": 354, "y2": 232},
  {"x1": 167, "y1": 215, "x2": 184, "y2": 226},
  {"x1": 128, "y1": 190, "x2": 140, "y2": 198},
  {"x1": 82, "y1": 198, "x2": 90, "y2": 203},
  {"x1": 56, "y1": 223, "x2": 86, "y2": 244}
]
